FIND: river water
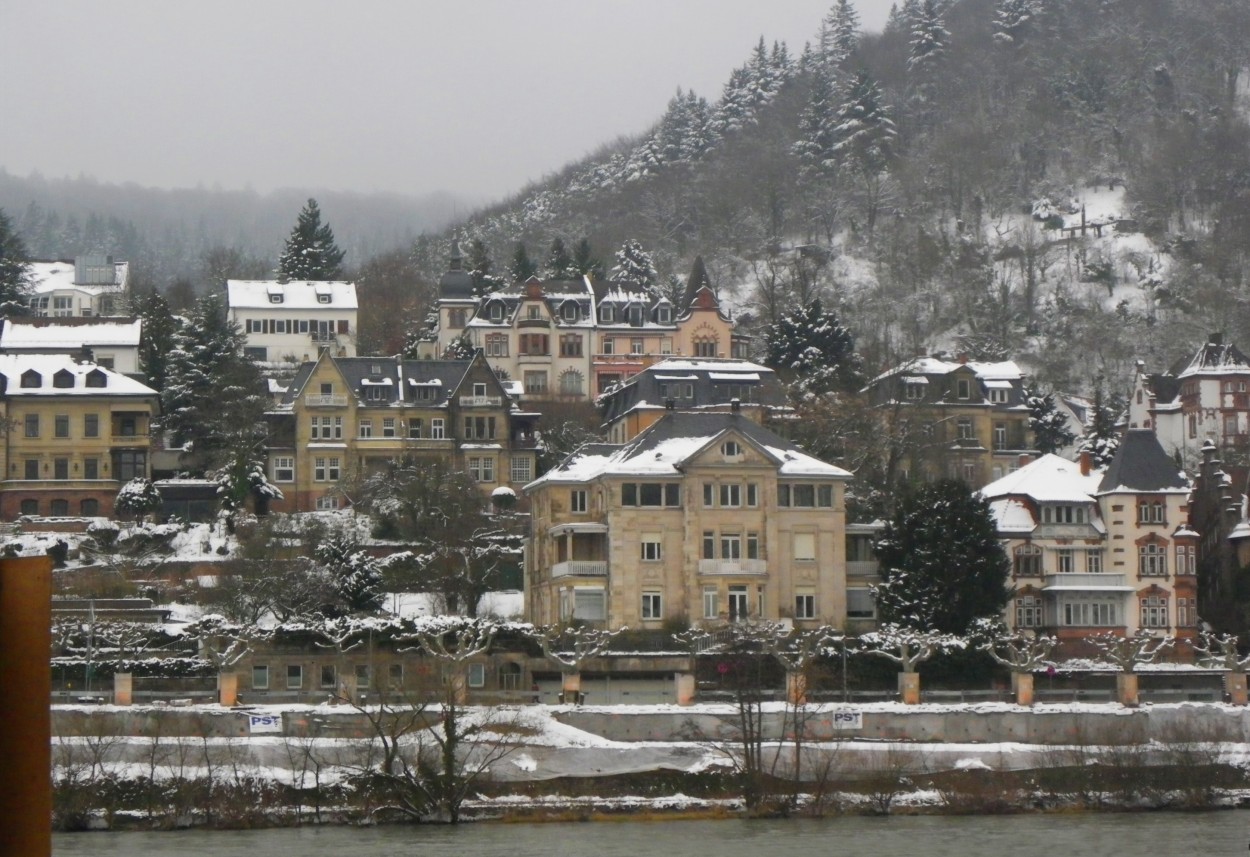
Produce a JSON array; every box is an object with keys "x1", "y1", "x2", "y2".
[{"x1": 52, "y1": 812, "x2": 1250, "y2": 856}]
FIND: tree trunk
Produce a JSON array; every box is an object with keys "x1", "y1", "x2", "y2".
[{"x1": 898, "y1": 671, "x2": 920, "y2": 705}]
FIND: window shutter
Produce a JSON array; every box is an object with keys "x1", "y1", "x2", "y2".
[{"x1": 338, "y1": 320, "x2": 349, "y2": 334}]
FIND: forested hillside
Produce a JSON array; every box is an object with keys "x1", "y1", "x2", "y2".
[{"x1": 451, "y1": 0, "x2": 1250, "y2": 394}]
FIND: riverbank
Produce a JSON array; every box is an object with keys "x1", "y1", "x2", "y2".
[{"x1": 51, "y1": 701, "x2": 1250, "y2": 830}]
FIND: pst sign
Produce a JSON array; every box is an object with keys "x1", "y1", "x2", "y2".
[
  {"x1": 831, "y1": 710, "x2": 863, "y2": 730},
  {"x1": 247, "y1": 713, "x2": 282, "y2": 734}
]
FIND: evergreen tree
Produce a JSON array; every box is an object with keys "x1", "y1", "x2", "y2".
[
  {"x1": 571, "y1": 238, "x2": 603, "y2": 280},
  {"x1": 831, "y1": 71, "x2": 898, "y2": 233},
  {"x1": 544, "y1": 237, "x2": 576, "y2": 280},
  {"x1": 873, "y1": 480, "x2": 1011, "y2": 634},
  {"x1": 442, "y1": 333, "x2": 478, "y2": 360},
  {"x1": 908, "y1": 0, "x2": 949, "y2": 74},
  {"x1": 316, "y1": 536, "x2": 384, "y2": 615},
  {"x1": 465, "y1": 238, "x2": 503, "y2": 297},
  {"x1": 715, "y1": 65, "x2": 757, "y2": 134},
  {"x1": 0, "y1": 208, "x2": 33, "y2": 312},
  {"x1": 1026, "y1": 385, "x2": 1077, "y2": 454},
  {"x1": 795, "y1": 67, "x2": 840, "y2": 178},
  {"x1": 135, "y1": 289, "x2": 179, "y2": 392},
  {"x1": 160, "y1": 293, "x2": 267, "y2": 472},
  {"x1": 610, "y1": 239, "x2": 659, "y2": 290},
  {"x1": 277, "y1": 198, "x2": 345, "y2": 282},
  {"x1": 1080, "y1": 386, "x2": 1121, "y2": 467},
  {"x1": 764, "y1": 299, "x2": 864, "y2": 395},
  {"x1": 819, "y1": 0, "x2": 860, "y2": 71},
  {"x1": 748, "y1": 36, "x2": 780, "y2": 105},
  {"x1": 993, "y1": 0, "x2": 1040, "y2": 47},
  {"x1": 509, "y1": 242, "x2": 537, "y2": 282}
]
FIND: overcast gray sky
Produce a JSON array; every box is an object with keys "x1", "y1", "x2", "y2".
[{"x1": 0, "y1": 1, "x2": 896, "y2": 204}]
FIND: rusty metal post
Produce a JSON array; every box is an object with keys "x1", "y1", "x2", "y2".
[{"x1": 0, "y1": 555, "x2": 53, "y2": 855}]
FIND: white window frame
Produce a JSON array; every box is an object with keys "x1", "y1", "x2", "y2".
[
  {"x1": 641, "y1": 591, "x2": 663, "y2": 620},
  {"x1": 640, "y1": 534, "x2": 663, "y2": 561},
  {"x1": 273, "y1": 456, "x2": 294, "y2": 482},
  {"x1": 794, "y1": 592, "x2": 816, "y2": 620}
]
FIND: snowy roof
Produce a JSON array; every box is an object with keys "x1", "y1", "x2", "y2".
[
  {"x1": 27, "y1": 259, "x2": 128, "y2": 295},
  {"x1": 227, "y1": 280, "x2": 358, "y2": 310},
  {"x1": 527, "y1": 412, "x2": 849, "y2": 490},
  {"x1": 0, "y1": 353, "x2": 156, "y2": 396},
  {"x1": 1097, "y1": 430, "x2": 1190, "y2": 494},
  {"x1": 598, "y1": 359, "x2": 789, "y2": 426},
  {"x1": 987, "y1": 498, "x2": 1037, "y2": 534},
  {"x1": 981, "y1": 454, "x2": 1103, "y2": 504},
  {"x1": 1175, "y1": 336, "x2": 1250, "y2": 378},
  {"x1": 871, "y1": 357, "x2": 1024, "y2": 385},
  {"x1": 0, "y1": 317, "x2": 142, "y2": 349}
]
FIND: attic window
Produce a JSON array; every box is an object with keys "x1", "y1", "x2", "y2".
[
  {"x1": 20, "y1": 370, "x2": 41, "y2": 388},
  {"x1": 269, "y1": 294, "x2": 284, "y2": 304},
  {"x1": 628, "y1": 305, "x2": 643, "y2": 327},
  {"x1": 657, "y1": 306, "x2": 672, "y2": 323},
  {"x1": 318, "y1": 294, "x2": 331, "y2": 304},
  {"x1": 599, "y1": 306, "x2": 614, "y2": 323},
  {"x1": 561, "y1": 302, "x2": 579, "y2": 322},
  {"x1": 489, "y1": 302, "x2": 504, "y2": 321},
  {"x1": 527, "y1": 305, "x2": 541, "y2": 320},
  {"x1": 85, "y1": 370, "x2": 107, "y2": 388},
  {"x1": 371, "y1": 364, "x2": 382, "y2": 375},
  {"x1": 722, "y1": 440, "x2": 742, "y2": 458},
  {"x1": 53, "y1": 369, "x2": 75, "y2": 389},
  {"x1": 957, "y1": 378, "x2": 971, "y2": 399}
]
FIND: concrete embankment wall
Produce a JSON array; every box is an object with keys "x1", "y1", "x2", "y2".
[{"x1": 53, "y1": 703, "x2": 1250, "y2": 745}]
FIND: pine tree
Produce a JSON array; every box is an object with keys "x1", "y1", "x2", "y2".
[
  {"x1": 509, "y1": 242, "x2": 537, "y2": 282},
  {"x1": 135, "y1": 289, "x2": 179, "y2": 392},
  {"x1": 819, "y1": 0, "x2": 860, "y2": 71},
  {"x1": 993, "y1": 0, "x2": 1040, "y2": 47},
  {"x1": 544, "y1": 237, "x2": 575, "y2": 280},
  {"x1": 715, "y1": 65, "x2": 757, "y2": 134},
  {"x1": 795, "y1": 67, "x2": 840, "y2": 178},
  {"x1": 873, "y1": 480, "x2": 1011, "y2": 634},
  {"x1": 464, "y1": 238, "x2": 503, "y2": 297},
  {"x1": 1080, "y1": 386, "x2": 1121, "y2": 467},
  {"x1": 316, "y1": 536, "x2": 384, "y2": 615},
  {"x1": 908, "y1": 0, "x2": 949, "y2": 74},
  {"x1": 160, "y1": 293, "x2": 267, "y2": 471},
  {"x1": 277, "y1": 198, "x2": 345, "y2": 282},
  {"x1": 1026, "y1": 385, "x2": 1077, "y2": 454},
  {"x1": 764, "y1": 299, "x2": 864, "y2": 395},
  {"x1": 571, "y1": 238, "x2": 603, "y2": 280},
  {"x1": 0, "y1": 208, "x2": 33, "y2": 312},
  {"x1": 610, "y1": 240, "x2": 658, "y2": 290},
  {"x1": 833, "y1": 72, "x2": 898, "y2": 176}
]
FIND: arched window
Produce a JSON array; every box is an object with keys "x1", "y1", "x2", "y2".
[
  {"x1": 693, "y1": 336, "x2": 718, "y2": 358},
  {"x1": 559, "y1": 370, "x2": 584, "y2": 396}
]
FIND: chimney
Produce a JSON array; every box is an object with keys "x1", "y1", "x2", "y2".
[
  {"x1": 1210, "y1": 332, "x2": 1224, "y2": 346},
  {"x1": 1079, "y1": 451, "x2": 1092, "y2": 476},
  {"x1": 957, "y1": 353, "x2": 969, "y2": 365}
]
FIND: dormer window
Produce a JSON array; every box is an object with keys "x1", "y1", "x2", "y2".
[
  {"x1": 53, "y1": 369, "x2": 75, "y2": 389},
  {"x1": 489, "y1": 302, "x2": 504, "y2": 321},
  {"x1": 657, "y1": 306, "x2": 672, "y2": 323},
  {"x1": 20, "y1": 370, "x2": 41, "y2": 388},
  {"x1": 957, "y1": 378, "x2": 971, "y2": 399},
  {"x1": 561, "y1": 302, "x2": 579, "y2": 322},
  {"x1": 269, "y1": 294, "x2": 284, "y2": 304},
  {"x1": 317, "y1": 294, "x2": 331, "y2": 304},
  {"x1": 85, "y1": 370, "x2": 107, "y2": 388},
  {"x1": 527, "y1": 305, "x2": 541, "y2": 320},
  {"x1": 371, "y1": 364, "x2": 382, "y2": 375},
  {"x1": 628, "y1": 305, "x2": 644, "y2": 327},
  {"x1": 599, "y1": 306, "x2": 614, "y2": 323}
]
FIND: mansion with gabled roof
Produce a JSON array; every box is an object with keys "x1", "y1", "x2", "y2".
[{"x1": 424, "y1": 245, "x2": 748, "y2": 401}]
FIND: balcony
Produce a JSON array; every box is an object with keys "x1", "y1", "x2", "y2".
[
  {"x1": 305, "y1": 394, "x2": 349, "y2": 407},
  {"x1": 110, "y1": 432, "x2": 149, "y2": 444},
  {"x1": 310, "y1": 332, "x2": 339, "y2": 344},
  {"x1": 551, "y1": 561, "x2": 608, "y2": 579},
  {"x1": 1042, "y1": 573, "x2": 1131, "y2": 591},
  {"x1": 459, "y1": 395, "x2": 503, "y2": 407},
  {"x1": 847, "y1": 560, "x2": 881, "y2": 579},
  {"x1": 698, "y1": 558, "x2": 768, "y2": 576}
]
